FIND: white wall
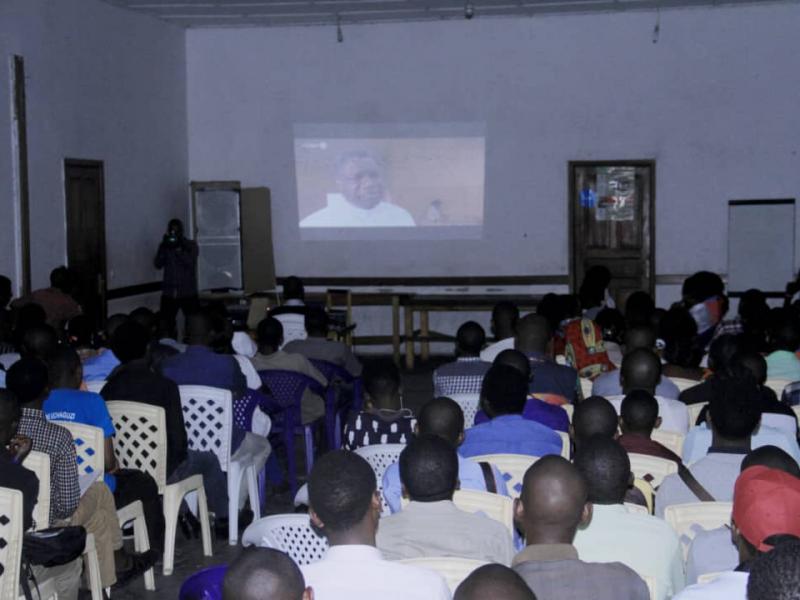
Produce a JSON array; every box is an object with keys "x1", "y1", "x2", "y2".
[
  {"x1": 0, "y1": 0, "x2": 188, "y2": 293},
  {"x1": 186, "y1": 4, "x2": 800, "y2": 281}
]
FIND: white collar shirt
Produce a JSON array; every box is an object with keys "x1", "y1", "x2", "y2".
[
  {"x1": 479, "y1": 338, "x2": 515, "y2": 363},
  {"x1": 300, "y1": 544, "x2": 451, "y2": 600},
  {"x1": 672, "y1": 571, "x2": 747, "y2": 600}
]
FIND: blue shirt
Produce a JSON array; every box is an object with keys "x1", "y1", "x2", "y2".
[
  {"x1": 382, "y1": 453, "x2": 510, "y2": 515},
  {"x1": 526, "y1": 352, "x2": 579, "y2": 403},
  {"x1": 44, "y1": 388, "x2": 117, "y2": 492},
  {"x1": 681, "y1": 422, "x2": 800, "y2": 465},
  {"x1": 460, "y1": 414, "x2": 563, "y2": 459},
  {"x1": 82, "y1": 349, "x2": 120, "y2": 382},
  {"x1": 474, "y1": 397, "x2": 569, "y2": 432},
  {"x1": 592, "y1": 370, "x2": 680, "y2": 400}
]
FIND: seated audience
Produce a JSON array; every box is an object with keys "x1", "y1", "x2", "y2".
[
  {"x1": 11, "y1": 266, "x2": 82, "y2": 330},
  {"x1": 128, "y1": 306, "x2": 179, "y2": 370},
  {"x1": 617, "y1": 390, "x2": 682, "y2": 465},
  {"x1": 480, "y1": 301, "x2": 519, "y2": 363},
  {"x1": 625, "y1": 291, "x2": 656, "y2": 329},
  {"x1": 595, "y1": 307, "x2": 626, "y2": 366},
  {"x1": 343, "y1": 359, "x2": 414, "y2": 450},
  {"x1": 659, "y1": 306, "x2": 705, "y2": 381},
  {"x1": 101, "y1": 320, "x2": 227, "y2": 518},
  {"x1": 269, "y1": 275, "x2": 309, "y2": 317},
  {"x1": 573, "y1": 437, "x2": 684, "y2": 599},
  {"x1": 5, "y1": 360, "x2": 155, "y2": 589},
  {"x1": 433, "y1": 321, "x2": 490, "y2": 396},
  {"x1": 223, "y1": 547, "x2": 313, "y2": 600},
  {"x1": 713, "y1": 288, "x2": 769, "y2": 344},
  {"x1": 80, "y1": 313, "x2": 128, "y2": 381},
  {"x1": 593, "y1": 326, "x2": 680, "y2": 399},
  {"x1": 685, "y1": 445, "x2": 799, "y2": 583},
  {"x1": 43, "y1": 346, "x2": 166, "y2": 552},
  {"x1": 606, "y1": 348, "x2": 690, "y2": 434},
  {"x1": 732, "y1": 351, "x2": 797, "y2": 430},
  {"x1": 459, "y1": 364, "x2": 562, "y2": 458},
  {"x1": 475, "y1": 349, "x2": 569, "y2": 432},
  {"x1": 250, "y1": 316, "x2": 326, "y2": 424},
  {"x1": 0, "y1": 389, "x2": 82, "y2": 600},
  {"x1": 383, "y1": 396, "x2": 508, "y2": 513},
  {"x1": 674, "y1": 464, "x2": 800, "y2": 599},
  {"x1": 562, "y1": 316, "x2": 615, "y2": 380},
  {"x1": 283, "y1": 307, "x2": 362, "y2": 376},
  {"x1": 570, "y1": 395, "x2": 619, "y2": 451},
  {"x1": 746, "y1": 539, "x2": 800, "y2": 600},
  {"x1": 579, "y1": 265, "x2": 614, "y2": 321},
  {"x1": 515, "y1": 314, "x2": 578, "y2": 404},
  {"x1": 64, "y1": 314, "x2": 97, "y2": 361},
  {"x1": 454, "y1": 564, "x2": 536, "y2": 600},
  {"x1": 765, "y1": 308, "x2": 800, "y2": 382},
  {"x1": 377, "y1": 434, "x2": 513, "y2": 563},
  {"x1": 512, "y1": 456, "x2": 649, "y2": 600},
  {"x1": 302, "y1": 450, "x2": 451, "y2": 599},
  {"x1": 682, "y1": 271, "x2": 726, "y2": 349},
  {"x1": 679, "y1": 334, "x2": 741, "y2": 409}
]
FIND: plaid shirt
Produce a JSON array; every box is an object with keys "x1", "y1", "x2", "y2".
[
  {"x1": 433, "y1": 357, "x2": 491, "y2": 396},
  {"x1": 17, "y1": 407, "x2": 80, "y2": 523}
]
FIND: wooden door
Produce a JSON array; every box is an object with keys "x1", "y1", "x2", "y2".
[
  {"x1": 65, "y1": 159, "x2": 107, "y2": 329},
  {"x1": 569, "y1": 161, "x2": 655, "y2": 308}
]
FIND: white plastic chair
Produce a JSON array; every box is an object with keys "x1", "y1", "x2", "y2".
[
  {"x1": 242, "y1": 514, "x2": 328, "y2": 565},
  {"x1": 21, "y1": 451, "x2": 50, "y2": 531},
  {"x1": 793, "y1": 405, "x2": 800, "y2": 420},
  {"x1": 633, "y1": 478, "x2": 655, "y2": 515},
  {"x1": 664, "y1": 501, "x2": 733, "y2": 559},
  {"x1": 687, "y1": 402, "x2": 707, "y2": 426},
  {"x1": 557, "y1": 431, "x2": 571, "y2": 459},
  {"x1": 469, "y1": 454, "x2": 539, "y2": 497},
  {"x1": 274, "y1": 313, "x2": 308, "y2": 348},
  {"x1": 85, "y1": 380, "x2": 106, "y2": 394},
  {"x1": 579, "y1": 377, "x2": 593, "y2": 400},
  {"x1": 115, "y1": 500, "x2": 156, "y2": 590},
  {"x1": 765, "y1": 378, "x2": 793, "y2": 398},
  {"x1": 354, "y1": 444, "x2": 406, "y2": 515},
  {"x1": 628, "y1": 453, "x2": 678, "y2": 488},
  {"x1": 650, "y1": 430, "x2": 685, "y2": 457},
  {"x1": 448, "y1": 393, "x2": 480, "y2": 427},
  {"x1": 0, "y1": 487, "x2": 23, "y2": 599},
  {"x1": 668, "y1": 377, "x2": 700, "y2": 392},
  {"x1": 697, "y1": 571, "x2": 724, "y2": 584},
  {"x1": 642, "y1": 574, "x2": 657, "y2": 600},
  {"x1": 624, "y1": 502, "x2": 650, "y2": 516},
  {"x1": 179, "y1": 385, "x2": 262, "y2": 545},
  {"x1": 452, "y1": 489, "x2": 514, "y2": 536},
  {"x1": 562, "y1": 403, "x2": 574, "y2": 423},
  {"x1": 107, "y1": 400, "x2": 213, "y2": 575},
  {"x1": 399, "y1": 557, "x2": 488, "y2": 593}
]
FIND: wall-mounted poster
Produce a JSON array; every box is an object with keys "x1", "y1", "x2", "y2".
[{"x1": 579, "y1": 165, "x2": 636, "y2": 221}]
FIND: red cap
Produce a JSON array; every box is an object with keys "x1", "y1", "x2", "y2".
[{"x1": 733, "y1": 465, "x2": 800, "y2": 552}]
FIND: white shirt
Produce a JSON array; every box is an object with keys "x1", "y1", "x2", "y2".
[
  {"x1": 300, "y1": 545, "x2": 452, "y2": 600},
  {"x1": 681, "y1": 423, "x2": 800, "y2": 465},
  {"x1": 607, "y1": 395, "x2": 690, "y2": 434},
  {"x1": 479, "y1": 337, "x2": 515, "y2": 363},
  {"x1": 300, "y1": 194, "x2": 416, "y2": 228},
  {"x1": 573, "y1": 503, "x2": 685, "y2": 600},
  {"x1": 672, "y1": 571, "x2": 747, "y2": 600}
]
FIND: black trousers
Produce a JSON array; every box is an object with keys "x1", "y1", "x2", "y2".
[
  {"x1": 160, "y1": 295, "x2": 199, "y2": 335},
  {"x1": 114, "y1": 469, "x2": 165, "y2": 552}
]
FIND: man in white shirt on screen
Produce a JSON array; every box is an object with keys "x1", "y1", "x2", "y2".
[{"x1": 300, "y1": 152, "x2": 416, "y2": 228}]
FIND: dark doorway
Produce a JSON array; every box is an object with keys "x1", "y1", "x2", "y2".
[
  {"x1": 64, "y1": 159, "x2": 107, "y2": 330},
  {"x1": 569, "y1": 161, "x2": 655, "y2": 308}
]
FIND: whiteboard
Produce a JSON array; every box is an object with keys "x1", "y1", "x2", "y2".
[{"x1": 728, "y1": 199, "x2": 795, "y2": 294}]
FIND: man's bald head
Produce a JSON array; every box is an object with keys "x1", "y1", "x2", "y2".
[
  {"x1": 222, "y1": 547, "x2": 310, "y2": 600},
  {"x1": 185, "y1": 312, "x2": 215, "y2": 346},
  {"x1": 572, "y1": 396, "x2": 618, "y2": 446},
  {"x1": 494, "y1": 349, "x2": 532, "y2": 381},
  {"x1": 454, "y1": 564, "x2": 536, "y2": 600},
  {"x1": 516, "y1": 456, "x2": 590, "y2": 544},
  {"x1": 417, "y1": 397, "x2": 465, "y2": 447},
  {"x1": 620, "y1": 348, "x2": 662, "y2": 395},
  {"x1": 515, "y1": 314, "x2": 552, "y2": 354},
  {"x1": 623, "y1": 326, "x2": 656, "y2": 354}
]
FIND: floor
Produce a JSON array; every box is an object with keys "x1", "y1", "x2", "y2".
[{"x1": 112, "y1": 354, "x2": 445, "y2": 599}]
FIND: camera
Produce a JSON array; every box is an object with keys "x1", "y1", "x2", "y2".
[{"x1": 464, "y1": 3, "x2": 474, "y2": 19}]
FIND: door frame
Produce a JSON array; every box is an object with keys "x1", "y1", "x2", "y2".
[
  {"x1": 567, "y1": 159, "x2": 656, "y2": 297},
  {"x1": 64, "y1": 158, "x2": 108, "y2": 324}
]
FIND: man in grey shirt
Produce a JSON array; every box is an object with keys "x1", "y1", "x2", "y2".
[
  {"x1": 283, "y1": 307, "x2": 362, "y2": 377},
  {"x1": 512, "y1": 455, "x2": 649, "y2": 600}
]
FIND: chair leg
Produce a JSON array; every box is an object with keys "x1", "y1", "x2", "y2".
[
  {"x1": 195, "y1": 485, "x2": 213, "y2": 558},
  {"x1": 285, "y1": 431, "x2": 297, "y2": 497},
  {"x1": 133, "y1": 513, "x2": 156, "y2": 590},
  {"x1": 162, "y1": 489, "x2": 180, "y2": 577},
  {"x1": 82, "y1": 533, "x2": 103, "y2": 600},
  {"x1": 246, "y1": 466, "x2": 261, "y2": 521},
  {"x1": 304, "y1": 426, "x2": 315, "y2": 475},
  {"x1": 228, "y1": 467, "x2": 245, "y2": 546}
]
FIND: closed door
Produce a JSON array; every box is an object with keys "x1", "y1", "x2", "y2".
[
  {"x1": 65, "y1": 159, "x2": 107, "y2": 329},
  {"x1": 570, "y1": 161, "x2": 655, "y2": 307}
]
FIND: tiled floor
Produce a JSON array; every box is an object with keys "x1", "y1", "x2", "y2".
[{"x1": 113, "y1": 355, "x2": 444, "y2": 598}]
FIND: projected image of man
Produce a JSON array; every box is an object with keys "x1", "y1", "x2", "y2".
[{"x1": 300, "y1": 152, "x2": 416, "y2": 228}]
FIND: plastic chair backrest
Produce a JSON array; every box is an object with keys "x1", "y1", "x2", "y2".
[
  {"x1": 447, "y1": 393, "x2": 480, "y2": 427},
  {"x1": 624, "y1": 502, "x2": 650, "y2": 516},
  {"x1": 562, "y1": 403, "x2": 574, "y2": 423},
  {"x1": 54, "y1": 421, "x2": 105, "y2": 478},
  {"x1": 258, "y1": 370, "x2": 322, "y2": 410},
  {"x1": 0, "y1": 487, "x2": 23, "y2": 600},
  {"x1": 628, "y1": 453, "x2": 678, "y2": 488},
  {"x1": 178, "y1": 385, "x2": 233, "y2": 473},
  {"x1": 669, "y1": 377, "x2": 699, "y2": 392},
  {"x1": 469, "y1": 454, "x2": 539, "y2": 497},
  {"x1": 633, "y1": 478, "x2": 655, "y2": 514},
  {"x1": 354, "y1": 444, "x2": 405, "y2": 514},
  {"x1": 452, "y1": 489, "x2": 514, "y2": 536},
  {"x1": 650, "y1": 430, "x2": 685, "y2": 457},
  {"x1": 687, "y1": 402, "x2": 707, "y2": 427},
  {"x1": 579, "y1": 378, "x2": 592, "y2": 399},
  {"x1": 793, "y1": 405, "x2": 800, "y2": 420},
  {"x1": 107, "y1": 401, "x2": 168, "y2": 493},
  {"x1": 664, "y1": 501, "x2": 733, "y2": 559},
  {"x1": 179, "y1": 564, "x2": 226, "y2": 600},
  {"x1": 273, "y1": 313, "x2": 308, "y2": 348},
  {"x1": 697, "y1": 571, "x2": 724, "y2": 584},
  {"x1": 557, "y1": 431, "x2": 571, "y2": 459},
  {"x1": 642, "y1": 574, "x2": 657, "y2": 600},
  {"x1": 242, "y1": 514, "x2": 328, "y2": 566},
  {"x1": 85, "y1": 380, "x2": 106, "y2": 394},
  {"x1": 22, "y1": 451, "x2": 51, "y2": 530},
  {"x1": 399, "y1": 557, "x2": 488, "y2": 593},
  {"x1": 765, "y1": 378, "x2": 793, "y2": 398}
]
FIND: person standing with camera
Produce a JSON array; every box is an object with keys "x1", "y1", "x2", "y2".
[{"x1": 154, "y1": 218, "x2": 199, "y2": 335}]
